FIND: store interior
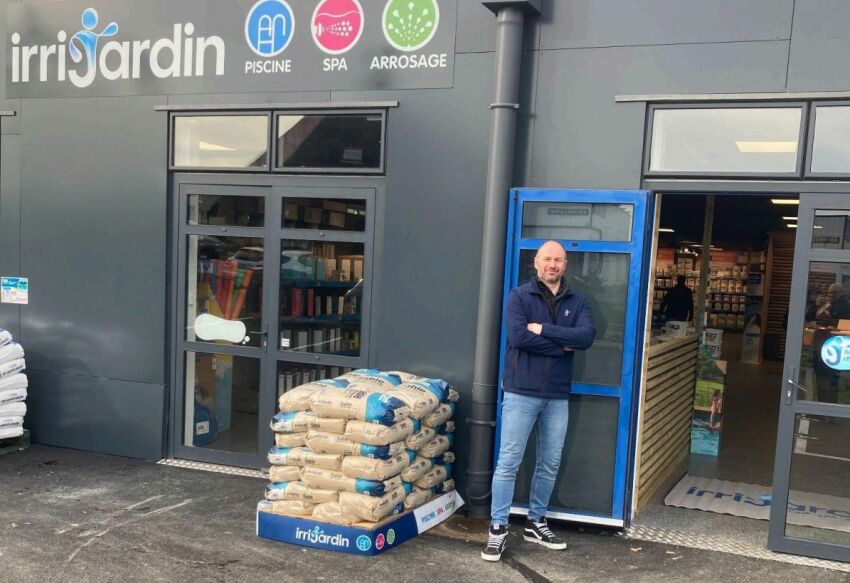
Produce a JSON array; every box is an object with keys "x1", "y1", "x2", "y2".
[{"x1": 636, "y1": 192, "x2": 801, "y2": 544}]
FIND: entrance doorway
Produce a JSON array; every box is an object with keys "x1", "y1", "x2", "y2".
[
  {"x1": 169, "y1": 177, "x2": 378, "y2": 468},
  {"x1": 634, "y1": 191, "x2": 850, "y2": 564}
]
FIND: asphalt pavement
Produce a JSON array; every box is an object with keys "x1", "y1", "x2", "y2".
[{"x1": 0, "y1": 445, "x2": 846, "y2": 583}]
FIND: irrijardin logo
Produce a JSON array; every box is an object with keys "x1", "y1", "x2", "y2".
[
  {"x1": 822, "y1": 335, "x2": 850, "y2": 370},
  {"x1": 382, "y1": 0, "x2": 440, "y2": 52},
  {"x1": 294, "y1": 525, "x2": 350, "y2": 548},
  {"x1": 245, "y1": 0, "x2": 295, "y2": 57},
  {"x1": 10, "y1": 6, "x2": 226, "y2": 88},
  {"x1": 355, "y1": 534, "x2": 372, "y2": 551},
  {"x1": 68, "y1": 8, "x2": 118, "y2": 64}
]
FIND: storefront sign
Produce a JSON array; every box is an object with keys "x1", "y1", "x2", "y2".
[
  {"x1": 5, "y1": 0, "x2": 456, "y2": 98},
  {"x1": 821, "y1": 335, "x2": 850, "y2": 370},
  {"x1": 0, "y1": 277, "x2": 29, "y2": 305}
]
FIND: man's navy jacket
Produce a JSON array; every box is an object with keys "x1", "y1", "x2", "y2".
[{"x1": 502, "y1": 277, "x2": 596, "y2": 399}]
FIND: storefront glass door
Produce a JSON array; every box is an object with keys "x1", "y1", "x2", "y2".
[
  {"x1": 769, "y1": 194, "x2": 850, "y2": 562},
  {"x1": 171, "y1": 181, "x2": 374, "y2": 468},
  {"x1": 498, "y1": 189, "x2": 650, "y2": 527}
]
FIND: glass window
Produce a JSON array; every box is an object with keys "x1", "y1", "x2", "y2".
[
  {"x1": 277, "y1": 362, "x2": 354, "y2": 400},
  {"x1": 801, "y1": 262, "x2": 850, "y2": 405},
  {"x1": 283, "y1": 197, "x2": 366, "y2": 231},
  {"x1": 184, "y1": 351, "x2": 259, "y2": 454},
  {"x1": 276, "y1": 113, "x2": 383, "y2": 170},
  {"x1": 519, "y1": 250, "x2": 629, "y2": 386},
  {"x1": 173, "y1": 115, "x2": 269, "y2": 168},
  {"x1": 522, "y1": 202, "x2": 633, "y2": 241},
  {"x1": 188, "y1": 195, "x2": 265, "y2": 227},
  {"x1": 784, "y1": 414, "x2": 850, "y2": 546},
  {"x1": 811, "y1": 106, "x2": 850, "y2": 174},
  {"x1": 186, "y1": 235, "x2": 264, "y2": 348},
  {"x1": 280, "y1": 240, "x2": 365, "y2": 357},
  {"x1": 812, "y1": 211, "x2": 850, "y2": 250},
  {"x1": 649, "y1": 107, "x2": 802, "y2": 173}
]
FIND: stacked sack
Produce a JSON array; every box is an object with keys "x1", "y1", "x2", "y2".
[
  {"x1": 0, "y1": 329, "x2": 27, "y2": 441},
  {"x1": 262, "y1": 369, "x2": 458, "y2": 525}
]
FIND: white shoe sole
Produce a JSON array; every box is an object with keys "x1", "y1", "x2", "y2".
[
  {"x1": 481, "y1": 551, "x2": 503, "y2": 562},
  {"x1": 523, "y1": 534, "x2": 567, "y2": 550}
]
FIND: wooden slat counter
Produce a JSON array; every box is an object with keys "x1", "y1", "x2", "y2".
[{"x1": 634, "y1": 334, "x2": 699, "y2": 513}]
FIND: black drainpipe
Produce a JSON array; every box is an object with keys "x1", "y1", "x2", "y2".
[{"x1": 467, "y1": 0, "x2": 542, "y2": 520}]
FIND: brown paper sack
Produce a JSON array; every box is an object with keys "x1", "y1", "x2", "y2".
[
  {"x1": 391, "y1": 381, "x2": 441, "y2": 419},
  {"x1": 405, "y1": 426, "x2": 436, "y2": 450},
  {"x1": 268, "y1": 465, "x2": 301, "y2": 483},
  {"x1": 339, "y1": 487, "x2": 407, "y2": 522},
  {"x1": 311, "y1": 502, "x2": 359, "y2": 525},
  {"x1": 414, "y1": 464, "x2": 449, "y2": 489},
  {"x1": 269, "y1": 499, "x2": 315, "y2": 517},
  {"x1": 341, "y1": 453, "x2": 410, "y2": 481},
  {"x1": 275, "y1": 432, "x2": 307, "y2": 448},
  {"x1": 345, "y1": 418, "x2": 416, "y2": 446}
]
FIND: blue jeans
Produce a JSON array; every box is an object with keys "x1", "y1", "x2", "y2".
[{"x1": 490, "y1": 391, "x2": 570, "y2": 526}]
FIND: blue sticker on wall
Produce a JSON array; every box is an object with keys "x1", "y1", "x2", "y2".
[{"x1": 821, "y1": 335, "x2": 850, "y2": 370}]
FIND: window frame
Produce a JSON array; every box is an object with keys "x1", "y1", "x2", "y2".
[
  {"x1": 643, "y1": 102, "x2": 809, "y2": 179},
  {"x1": 805, "y1": 101, "x2": 850, "y2": 179},
  {"x1": 170, "y1": 111, "x2": 273, "y2": 173},
  {"x1": 272, "y1": 109, "x2": 387, "y2": 176}
]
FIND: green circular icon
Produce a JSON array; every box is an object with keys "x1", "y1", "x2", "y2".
[
  {"x1": 382, "y1": 0, "x2": 440, "y2": 52},
  {"x1": 386, "y1": 528, "x2": 396, "y2": 545}
]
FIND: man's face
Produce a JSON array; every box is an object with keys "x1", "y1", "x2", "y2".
[
  {"x1": 829, "y1": 284, "x2": 843, "y2": 302},
  {"x1": 534, "y1": 242, "x2": 567, "y2": 284}
]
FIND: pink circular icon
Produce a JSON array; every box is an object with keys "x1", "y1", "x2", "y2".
[
  {"x1": 311, "y1": 0, "x2": 364, "y2": 55},
  {"x1": 375, "y1": 533, "x2": 386, "y2": 550}
]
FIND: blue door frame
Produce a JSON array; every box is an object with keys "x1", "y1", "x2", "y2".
[{"x1": 495, "y1": 189, "x2": 652, "y2": 527}]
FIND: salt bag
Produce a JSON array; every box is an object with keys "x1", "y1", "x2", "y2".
[
  {"x1": 345, "y1": 418, "x2": 417, "y2": 446},
  {"x1": 277, "y1": 379, "x2": 350, "y2": 412},
  {"x1": 0, "y1": 343, "x2": 24, "y2": 366},
  {"x1": 310, "y1": 388, "x2": 410, "y2": 426}
]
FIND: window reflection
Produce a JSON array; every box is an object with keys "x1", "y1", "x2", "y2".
[
  {"x1": 276, "y1": 114, "x2": 382, "y2": 170},
  {"x1": 173, "y1": 115, "x2": 269, "y2": 168},
  {"x1": 522, "y1": 202, "x2": 633, "y2": 241},
  {"x1": 801, "y1": 262, "x2": 850, "y2": 405},
  {"x1": 650, "y1": 107, "x2": 802, "y2": 173},
  {"x1": 811, "y1": 106, "x2": 850, "y2": 174}
]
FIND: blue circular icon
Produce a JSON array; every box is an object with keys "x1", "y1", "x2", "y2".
[
  {"x1": 356, "y1": 535, "x2": 372, "y2": 552},
  {"x1": 245, "y1": 0, "x2": 295, "y2": 57}
]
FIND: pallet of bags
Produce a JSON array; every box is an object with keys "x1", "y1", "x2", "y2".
[
  {"x1": 0, "y1": 329, "x2": 27, "y2": 443},
  {"x1": 258, "y1": 369, "x2": 463, "y2": 555}
]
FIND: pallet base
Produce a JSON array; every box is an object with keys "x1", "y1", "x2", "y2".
[{"x1": 0, "y1": 428, "x2": 30, "y2": 456}]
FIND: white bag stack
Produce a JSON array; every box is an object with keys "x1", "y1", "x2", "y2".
[
  {"x1": 0, "y1": 329, "x2": 27, "y2": 441},
  {"x1": 263, "y1": 369, "x2": 459, "y2": 524}
]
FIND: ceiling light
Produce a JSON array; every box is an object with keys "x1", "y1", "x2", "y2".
[
  {"x1": 782, "y1": 216, "x2": 797, "y2": 221},
  {"x1": 772, "y1": 198, "x2": 800, "y2": 205},
  {"x1": 814, "y1": 225, "x2": 824, "y2": 229},
  {"x1": 736, "y1": 141, "x2": 798, "y2": 153},
  {"x1": 199, "y1": 141, "x2": 236, "y2": 152},
  {"x1": 787, "y1": 223, "x2": 798, "y2": 229},
  {"x1": 658, "y1": 228, "x2": 675, "y2": 233}
]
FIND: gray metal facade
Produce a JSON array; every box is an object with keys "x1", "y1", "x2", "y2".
[{"x1": 0, "y1": 1, "x2": 847, "y2": 492}]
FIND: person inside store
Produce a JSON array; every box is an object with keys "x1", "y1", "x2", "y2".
[
  {"x1": 660, "y1": 275, "x2": 694, "y2": 324},
  {"x1": 482, "y1": 240, "x2": 596, "y2": 562}
]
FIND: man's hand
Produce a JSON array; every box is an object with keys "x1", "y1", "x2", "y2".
[
  {"x1": 526, "y1": 323, "x2": 543, "y2": 335},
  {"x1": 564, "y1": 347, "x2": 574, "y2": 352}
]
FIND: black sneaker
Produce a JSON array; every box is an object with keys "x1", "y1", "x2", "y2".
[
  {"x1": 481, "y1": 524, "x2": 508, "y2": 562},
  {"x1": 523, "y1": 518, "x2": 567, "y2": 550}
]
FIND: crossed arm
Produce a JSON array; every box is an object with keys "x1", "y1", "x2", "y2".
[{"x1": 505, "y1": 291, "x2": 597, "y2": 356}]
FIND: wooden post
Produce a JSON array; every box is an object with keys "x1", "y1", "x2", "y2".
[{"x1": 695, "y1": 195, "x2": 715, "y2": 337}]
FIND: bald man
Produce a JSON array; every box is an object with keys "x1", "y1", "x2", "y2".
[{"x1": 482, "y1": 240, "x2": 596, "y2": 562}]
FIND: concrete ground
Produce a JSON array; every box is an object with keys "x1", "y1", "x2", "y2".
[{"x1": 0, "y1": 445, "x2": 847, "y2": 583}]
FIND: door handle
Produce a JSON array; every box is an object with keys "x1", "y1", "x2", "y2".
[{"x1": 785, "y1": 367, "x2": 807, "y2": 404}]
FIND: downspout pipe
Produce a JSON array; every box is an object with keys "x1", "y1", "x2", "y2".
[{"x1": 467, "y1": 0, "x2": 541, "y2": 520}]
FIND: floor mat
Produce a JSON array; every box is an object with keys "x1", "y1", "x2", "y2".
[{"x1": 665, "y1": 475, "x2": 850, "y2": 534}]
